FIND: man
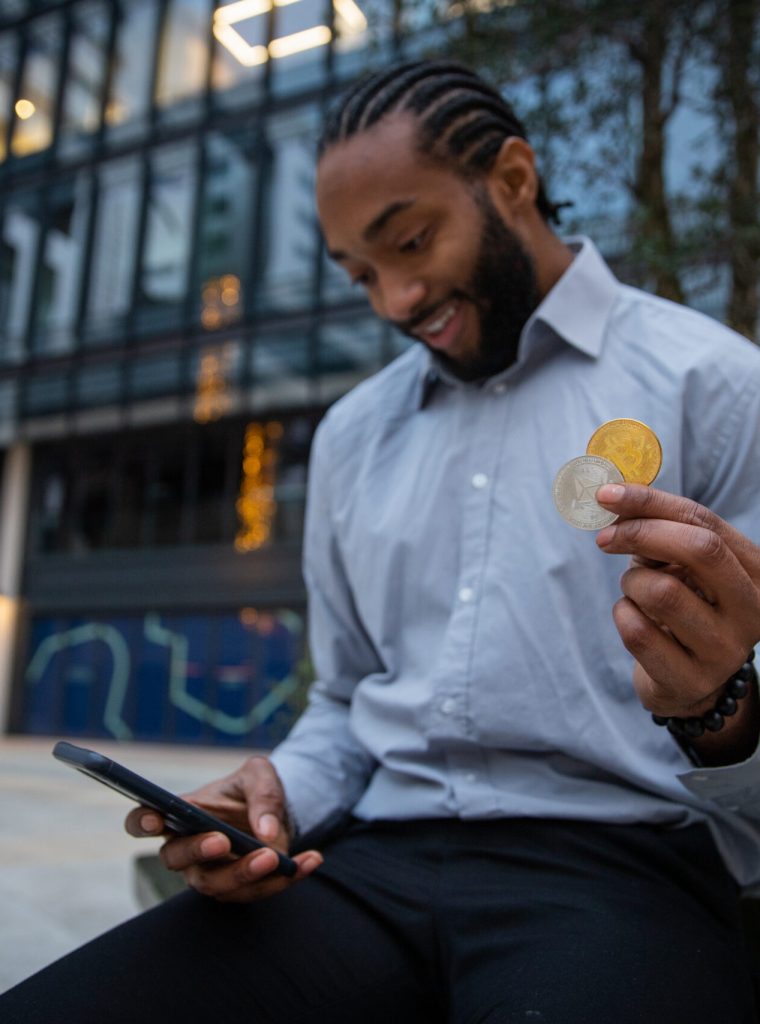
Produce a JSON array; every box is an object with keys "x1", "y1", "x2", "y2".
[{"x1": 4, "y1": 59, "x2": 760, "y2": 1023}]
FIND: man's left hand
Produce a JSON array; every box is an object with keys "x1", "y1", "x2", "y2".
[{"x1": 595, "y1": 483, "x2": 760, "y2": 720}]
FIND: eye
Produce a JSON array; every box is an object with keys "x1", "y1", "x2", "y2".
[
  {"x1": 350, "y1": 272, "x2": 370, "y2": 288},
  {"x1": 399, "y1": 230, "x2": 427, "y2": 254}
]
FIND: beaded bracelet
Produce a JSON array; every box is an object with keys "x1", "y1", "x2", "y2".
[{"x1": 652, "y1": 649, "x2": 756, "y2": 740}]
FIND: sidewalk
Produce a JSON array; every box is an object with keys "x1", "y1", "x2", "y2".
[{"x1": 0, "y1": 735, "x2": 250, "y2": 993}]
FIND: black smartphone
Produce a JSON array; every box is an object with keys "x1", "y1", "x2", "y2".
[{"x1": 52, "y1": 740, "x2": 297, "y2": 877}]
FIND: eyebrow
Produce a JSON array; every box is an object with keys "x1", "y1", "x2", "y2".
[{"x1": 327, "y1": 199, "x2": 417, "y2": 261}]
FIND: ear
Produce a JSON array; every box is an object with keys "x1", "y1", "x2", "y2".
[{"x1": 486, "y1": 136, "x2": 539, "y2": 221}]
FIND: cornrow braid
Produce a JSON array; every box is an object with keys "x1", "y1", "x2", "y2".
[{"x1": 318, "y1": 59, "x2": 569, "y2": 225}]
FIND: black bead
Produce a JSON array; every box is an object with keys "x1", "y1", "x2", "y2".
[
  {"x1": 736, "y1": 662, "x2": 754, "y2": 682},
  {"x1": 728, "y1": 677, "x2": 749, "y2": 700},
  {"x1": 702, "y1": 710, "x2": 725, "y2": 732},
  {"x1": 667, "y1": 719, "x2": 685, "y2": 737},
  {"x1": 749, "y1": 649, "x2": 756, "y2": 663},
  {"x1": 683, "y1": 717, "x2": 705, "y2": 738},
  {"x1": 652, "y1": 714, "x2": 670, "y2": 727},
  {"x1": 716, "y1": 695, "x2": 738, "y2": 717}
]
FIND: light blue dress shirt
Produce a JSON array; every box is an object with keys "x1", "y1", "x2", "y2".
[{"x1": 271, "y1": 238, "x2": 760, "y2": 886}]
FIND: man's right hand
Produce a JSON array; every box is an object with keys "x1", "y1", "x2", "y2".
[{"x1": 124, "y1": 756, "x2": 323, "y2": 903}]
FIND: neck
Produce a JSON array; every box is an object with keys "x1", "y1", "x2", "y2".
[{"x1": 531, "y1": 224, "x2": 575, "y2": 299}]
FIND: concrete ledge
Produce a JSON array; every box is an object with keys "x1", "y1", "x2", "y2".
[{"x1": 133, "y1": 853, "x2": 187, "y2": 910}]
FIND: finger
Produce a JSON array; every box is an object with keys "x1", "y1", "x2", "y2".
[
  {"x1": 184, "y1": 848, "x2": 322, "y2": 903},
  {"x1": 597, "y1": 513, "x2": 754, "y2": 612},
  {"x1": 619, "y1": 566, "x2": 735, "y2": 673},
  {"x1": 597, "y1": 484, "x2": 760, "y2": 578},
  {"x1": 610, "y1": 596, "x2": 703, "y2": 712},
  {"x1": 239, "y1": 757, "x2": 291, "y2": 849},
  {"x1": 160, "y1": 831, "x2": 232, "y2": 872},
  {"x1": 125, "y1": 806, "x2": 166, "y2": 838}
]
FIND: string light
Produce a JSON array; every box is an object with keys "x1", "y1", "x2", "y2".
[{"x1": 235, "y1": 421, "x2": 282, "y2": 551}]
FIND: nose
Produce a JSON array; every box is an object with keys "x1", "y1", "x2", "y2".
[{"x1": 373, "y1": 271, "x2": 427, "y2": 324}]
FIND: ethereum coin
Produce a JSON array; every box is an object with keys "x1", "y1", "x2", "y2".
[
  {"x1": 586, "y1": 418, "x2": 662, "y2": 485},
  {"x1": 553, "y1": 455, "x2": 624, "y2": 530}
]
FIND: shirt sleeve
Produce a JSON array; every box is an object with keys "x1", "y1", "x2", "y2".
[
  {"x1": 269, "y1": 415, "x2": 379, "y2": 839},
  {"x1": 677, "y1": 340, "x2": 760, "y2": 817}
]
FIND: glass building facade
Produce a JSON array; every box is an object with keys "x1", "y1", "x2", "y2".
[{"x1": 0, "y1": 0, "x2": 418, "y2": 747}]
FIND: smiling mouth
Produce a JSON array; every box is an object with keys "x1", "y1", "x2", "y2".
[{"x1": 414, "y1": 299, "x2": 460, "y2": 343}]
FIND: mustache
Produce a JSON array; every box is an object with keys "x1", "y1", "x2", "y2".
[{"x1": 391, "y1": 290, "x2": 473, "y2": 335}]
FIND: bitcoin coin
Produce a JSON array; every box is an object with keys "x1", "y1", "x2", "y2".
[
  {"x1": 553, "y1": 455, "x2": 624, "y2": 530},
  {"x1": 586, "y1": 418, "x2": 662, "y2": 485}
]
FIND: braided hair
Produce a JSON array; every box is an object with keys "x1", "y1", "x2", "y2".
[{"x1": 318, "y1": 60, "x2": 567, "y2": 225}]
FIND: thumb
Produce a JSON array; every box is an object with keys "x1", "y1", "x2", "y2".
[{"x1": 241, "y1": 756, "x2": 292, "y2": 851}]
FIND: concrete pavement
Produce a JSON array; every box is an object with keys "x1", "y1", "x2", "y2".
[{"x1": 0, "y1": 735, "x2": 250, "y2": 993}]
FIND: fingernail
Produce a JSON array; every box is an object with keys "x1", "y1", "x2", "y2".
[
  {"x1": 249, "y1": 849, "x2": 277, "y2": 876},
  {"x1": 302, "y1": 853, "x2": 323, "y2": 874},
  {"x1": 200, "y1": 834, "x2": 228, "y2": 858},
  {"x1": 140, "y1": 813, "x2": 162, "y2": 834},
  {"x1": 258, "y1": 813, "x2": 279, "y2": 841},
  {"x1": 597, "y1": 484, "x2": 625, "y2": 504}
]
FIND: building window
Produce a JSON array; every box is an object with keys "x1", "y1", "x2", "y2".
[
  {"x1": 0, "y1": 32, "x2": 17, "y2": 163},
  {"x1": 86, "y1": 155, "x2": 142, "y2": 342},
  {"x1": 59, "y1": 0, "x2": 111, "y2": 161},
  {"x1": 105, "y1": 0, "x2": 160, "y2": 144},
  {"x1": 138, "y1": 141, "x2": 199, "y2": 334},
  {"x1": 257, "y1": 104, "x2": 319, "y2": 311},
  {"x1": 10, "y1": 11, "x2": 63, "y2": 159},
  {"x1": 0, "y1": 190, "x2": 39, "y2": 363},
  {"x1": 155, "y1": 0, "x2": 213, "y2": 125},
  {"x1": 194, "y1": 129, "x2": 257, "y2": 328},
  {"x1": 33, "y1": 174, "x2": 93, "y2": 355}
]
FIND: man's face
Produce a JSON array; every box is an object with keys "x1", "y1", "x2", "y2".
[{"x1": 317, "y1": 112, "x2": 540, "y2": 380}]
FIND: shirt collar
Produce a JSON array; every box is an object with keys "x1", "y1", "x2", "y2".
[
  {"x1": 526, "y1": 236, "x2": 620, "y2": 359},
  {"x1": 414, "y1": 236, "x2": 620, "y2": 409}
]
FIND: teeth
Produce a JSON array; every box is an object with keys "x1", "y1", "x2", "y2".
[{"x1": 425, "y1": 303, "x2": 456, "y2": 335}]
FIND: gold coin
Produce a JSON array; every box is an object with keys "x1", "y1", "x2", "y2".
[{"x1": 586, "y1": 419, "x2": 662, "y2": 485}]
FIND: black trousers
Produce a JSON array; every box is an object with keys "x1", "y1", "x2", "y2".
[{"x1": 2, "y1": 817, "x2": 757, "y2": 1023}]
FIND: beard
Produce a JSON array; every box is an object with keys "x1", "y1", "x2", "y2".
[{"x1": 396, "y1": 187, "x2": 541, "y2": 381}]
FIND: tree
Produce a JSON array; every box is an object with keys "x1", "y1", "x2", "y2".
[{"x1": 414, "y1": 0, "x2": 760, "y2": 337}]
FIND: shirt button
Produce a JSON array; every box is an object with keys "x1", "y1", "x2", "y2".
[
  {"x1": 458, "y1": 586, "x2": 474, "y2": 603},
  {"x1": 441, "y1": 698, "x2": 456, "y2": 714},
  {"x1": 465, "y1": 772, "x2": 478, "y2": 784},
  {"x1": 471, "y1": 473, "x2": 488, "y2": 489},
  {"x1": 493, "y1": 382, "x2": 507, "y2": 395}
]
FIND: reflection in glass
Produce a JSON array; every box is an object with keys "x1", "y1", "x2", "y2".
[
  {"x1": 105, "y1": 0, "x2": 159, "y2": 143},
  {"x1": 25, "y1": 373, "x2": 69, "y2": 416},
  {"x1": 0, "y1": 191, "x2": 39, "y2": 363},
  {"x1": 155, "y1": 0, "x2": 212, "y2": 124},
  {"x1": 269, "y1": 0, "x2": 330, "y2": 96},
  {"x1": 192, "y1": 341, "x2": 241, "y2": 423},
  {"x1": 59, "y1": 1, "x2": 111, "y2": 160},
  {"x1": 0, "y1": 33, "x2": 17, "y2": 163},
  {"x1": 139, "y1": 142, "x2": 198, "y2": 333},
  {"x1": 34, "y1": 175, "x2": 92, "y2": 355},
  {"x1": 211, "y1": 0, "x2": 266, "y2": 108},
  {"x1": 258, "y1": 106, "x2": 319, "y2": 310},
  {"x1": 251, "y1": 328, "x2": 311, "y2": 407},
  {"x1": 129, "y1": 352, "x2": 182, "y2": 399},
  {"x1": 10, "y1": 12, "x2": 62, "y2": 158},
  {"x1": 318, "y1": 317, "x2": 383, "y2": 376},
  {"x1": 195, "y1": 130, "x2": 256, "y2": 325},
  {"x1": 75, "y1": 362, "x2": 122, "y2": 406},
  {"x1": 86, "y1": 156, "x2": 142, "y2": 341}
]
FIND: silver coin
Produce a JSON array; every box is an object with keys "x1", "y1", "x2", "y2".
[{"x1": 552, "y1": 455, "x2": 623, "y2": 531}]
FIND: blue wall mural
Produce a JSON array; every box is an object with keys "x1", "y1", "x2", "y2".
[{"x1": 22, "y1": 608, "x2": 309, "y2": 747}]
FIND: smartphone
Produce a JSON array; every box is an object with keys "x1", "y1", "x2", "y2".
[{"x1": 52, "y1": 740, "x2": 297, "y2": 877}]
